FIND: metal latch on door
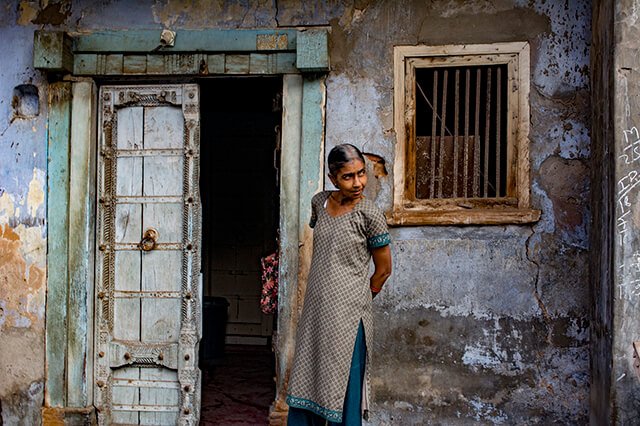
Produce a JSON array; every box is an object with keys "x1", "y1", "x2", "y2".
[{"x1": 139, "y1": 228, "x2": 158, "y2": 251}]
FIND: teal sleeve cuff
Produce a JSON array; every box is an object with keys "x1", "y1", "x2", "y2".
[{"x1": 368, "y1": 232, "x2": 391, "y2": 249}]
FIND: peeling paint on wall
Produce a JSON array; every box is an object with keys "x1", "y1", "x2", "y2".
[
  {"x1": 520, "y1": 0, "x2": 591, "y2": 96},
  {"x1": 27, "y1": 168, "x2": 45, "y2": 219},
  {"x1": 151, "y1": 0, "x2": 276, "y2": 29},
  {"x1": 1, "y1": 6, "x2": 48, "y2": 423},
  {"x1": 325, "y1": 73, "x2": 394, "y2": 206}
]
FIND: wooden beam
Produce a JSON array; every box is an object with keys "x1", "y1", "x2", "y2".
[
  {"x1": 271, "y1": 75, "x2": 303, "y2": 424},
  {"x1": 296, "y1": 29, "x2": 330, "y2": 72},
  {"x1": 299, "y1": 76, "x2": 326, "y2": 244},
  {"x1": 73, "y1": 52, "x2": 299, "y2": 76},
  {"x1": 73, "y1": 29, "x2": 297, "y2": 53},
  {"x1": 387, "y1": 208, "x2": 541, "y2": 226},
  {"x1": 34, "y1": 31, "x2": 74, "y2": 72},
  {"x1": 46, "y1": 82, "x2": 72, "y2": 407},
  {"x1": 67, "y1": 81, "x2": 97, "y2": 407}
]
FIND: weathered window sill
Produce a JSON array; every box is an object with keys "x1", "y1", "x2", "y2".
[{"x1": 387, "y1": 208, "x2": 541, "y2": 226}]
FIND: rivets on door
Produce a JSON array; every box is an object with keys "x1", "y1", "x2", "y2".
[
  {"x1": 97, "y1": 291, "x2": 105, "y2": 299},
  {"x1": 187, "y1": 196, "x2": 194, "y2": 203},
  {"x1": 98, "y1": 351, "x2": 105, "y2": 358},
  {"x1": 96, "y1": 380, "x2": 105, "y2": 388},
  {"x1": 187, "y1": 149, "x2": 194, "y2": 157},
  {"x1": 186, "y1": 243, "x2": 193, "y2": 251},
  {"x1": 184, "y1": 385, "x2": 191, "y2": 392},
  {"x1": 124, "y1": 352, "x2": 131, "y2": 361},
  {"x1": 185, "y1": 292, "x2": 192, "y2": 300},
  {"x1": 184, "y1": 354, "x2": 190, "y2": 361},
  {"x1": 99, "y1": 244, "x2": 106, "y2": 252},
  {"x1": 184, "y1": 408, "x2": 191, "y2": 415}
]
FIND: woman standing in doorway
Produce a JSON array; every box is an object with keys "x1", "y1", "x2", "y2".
[{"x1": 286, "y1": 144, "x2": 393, "y2": 425}]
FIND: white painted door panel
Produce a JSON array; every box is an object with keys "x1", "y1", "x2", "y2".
[{"x1": 95, "y1": 85, "x2": 201, "y2": 425}]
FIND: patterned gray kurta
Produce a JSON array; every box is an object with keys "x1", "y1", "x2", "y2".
[{"x1": 287, "y1": 191, "x2": 391, "y2": 422}]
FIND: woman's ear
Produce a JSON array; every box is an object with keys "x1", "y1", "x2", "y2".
[{"x1": 328, "y1": 173, "x2": 337, "y2": 187}]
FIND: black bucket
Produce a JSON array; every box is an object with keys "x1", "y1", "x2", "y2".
[{"x1": 200, "y1": 296, "x2": 230, "y2": 362}]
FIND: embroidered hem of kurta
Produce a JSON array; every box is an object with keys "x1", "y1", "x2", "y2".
[
  {"x1": 368, "y1": 232, "x2": 390, "y2": 248},
  {"x1": 286, "y1": 395, "x2": 342, "y2": 423}
]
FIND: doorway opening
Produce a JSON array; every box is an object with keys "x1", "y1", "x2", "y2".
[{"x1": 199, "y1": 77, "x2": 282, "y2": 424}]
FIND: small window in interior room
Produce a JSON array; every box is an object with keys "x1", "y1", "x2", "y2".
[{"x1": 391, "y1": 43, "x2": 540, "y2": 225}]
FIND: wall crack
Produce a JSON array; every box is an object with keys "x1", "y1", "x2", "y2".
[{"x1": 526, "y1": 225, "x2": 552, "y2": 344}]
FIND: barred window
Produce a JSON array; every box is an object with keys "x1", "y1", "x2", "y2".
[{"x1": 391, "y1": 43, "x2": 540, "y2": 225}]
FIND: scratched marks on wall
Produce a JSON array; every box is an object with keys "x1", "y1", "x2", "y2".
[
  {"x1": 615, "y1": 125, "x2": 640, "y2": 301},
  {"x1": 616, "y1": 126, "x2": 640, "y2": 237}
]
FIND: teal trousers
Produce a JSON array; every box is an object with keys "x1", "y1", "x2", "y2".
[{"x1": 287, "y1": 321, "x2": 367, "y2": 426}]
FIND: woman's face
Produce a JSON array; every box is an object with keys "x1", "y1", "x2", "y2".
[{"x1": 330, "y1": 159, "x2": 367, "y2": 199}]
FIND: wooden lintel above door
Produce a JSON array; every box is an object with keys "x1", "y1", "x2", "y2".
[{"x1": 33, "y1": 29, "x2": 330, "y2": 76}]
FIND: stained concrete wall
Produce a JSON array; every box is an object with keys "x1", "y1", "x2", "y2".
[
  {"x1": 599, "y1": 0, "x2": 640, "y2": 422},
  {"x1": 323, "y1": 1, "x2": 592, "y2": 423},
  {"x1": 0, "y1": 0, "x2": 592, "y2": 424}
]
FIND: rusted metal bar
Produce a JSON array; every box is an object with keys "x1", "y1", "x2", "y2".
[
  {"x1": 484, "y1": 67, "x2": 491, "y2": 197},
  {"x1": 430, "y1": 70, "x2": 438, "y2": 198},
  {"x1": 496, "y1": 67, "x2": 501, "y2": 197},
  {"x1": 453, "y1": 69, "x2": 460, "y2": 197},
  {"x1": 473, "y1": 69, "x2": 481, "y2": 197},
  {"x1": 463, "y1": 69, "x2": 470, "y2": 198},
  {"x1": 437, "y1": 70, "x2": 448, "y2": 198}
]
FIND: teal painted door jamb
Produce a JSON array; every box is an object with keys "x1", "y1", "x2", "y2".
[{"x1": 45, "y1": 81, "x2": 72, "y2": 408}]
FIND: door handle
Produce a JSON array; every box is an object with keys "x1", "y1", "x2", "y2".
[{"x1": 139, "y1": 228, "x2": 158, "y2": 251}]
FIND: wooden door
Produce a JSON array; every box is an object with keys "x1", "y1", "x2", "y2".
[{"x1": 95, "y1": 85, "x2": 201, "y2": 425}]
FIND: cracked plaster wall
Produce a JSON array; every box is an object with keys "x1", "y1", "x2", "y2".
[
  {"x1": 321, "y1": 0, "x2": 591, "y2": 423},
  {"x1": 0, "y1": 5, "x2": 48, "y2": 424},
  {"x1": 1, "y1": 0, "x2": 591, "y2": 424}
]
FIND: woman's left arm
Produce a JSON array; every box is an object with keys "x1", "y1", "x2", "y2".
[{"x1": 370, "y1": 245, "x2": 392, "y2": 298}]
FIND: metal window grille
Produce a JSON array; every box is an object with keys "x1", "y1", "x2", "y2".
[{"x1": 414, "y1": 64, "x2": 508, "y2": 199}]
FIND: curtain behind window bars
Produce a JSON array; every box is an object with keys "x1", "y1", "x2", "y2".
[{"x1": 415, "y1": 64, "x2": 508, "y2": 200}]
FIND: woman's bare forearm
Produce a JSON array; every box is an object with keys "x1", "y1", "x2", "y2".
[{"x1": 370, "y1": 245, "x2": 392, "y2": 295}]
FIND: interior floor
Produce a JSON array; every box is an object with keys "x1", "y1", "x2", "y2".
[{"x1": 200, "y1": 345, "x2": 274, "y2": 425}]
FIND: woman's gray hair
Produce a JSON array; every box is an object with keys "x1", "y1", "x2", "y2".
[{"x1": 327, "y1": 144, "x2": 365, "y2": 176}]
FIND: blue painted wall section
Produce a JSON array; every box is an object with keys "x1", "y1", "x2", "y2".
[{"x1": 0, "y1": 20, "x2": 48, "y2": 425}]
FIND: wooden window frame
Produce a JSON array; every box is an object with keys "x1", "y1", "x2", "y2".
[{"x1": 391, "y1": 42, "x2": 540, "y2": 225}]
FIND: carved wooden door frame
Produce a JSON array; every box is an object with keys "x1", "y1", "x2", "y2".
[{"x1": 38, "y1": 29, "x2": 327, "y2": 424}]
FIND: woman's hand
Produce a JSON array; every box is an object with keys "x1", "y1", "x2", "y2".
[{"x1": 370, "y1": 245, "x2": 392, "y2": 297}]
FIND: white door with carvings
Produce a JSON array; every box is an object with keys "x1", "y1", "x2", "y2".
[{"x1": 94, "y1": 85, "x2": 201, "y2": 425}]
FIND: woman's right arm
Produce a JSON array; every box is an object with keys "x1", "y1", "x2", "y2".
[{"x1": 370, "y1": 245, "x2": 392, "y2": 298}]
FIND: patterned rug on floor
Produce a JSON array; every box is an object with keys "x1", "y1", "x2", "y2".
[{"x1": 200, "y1": 345, "x2": 275, "y2": 425}]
